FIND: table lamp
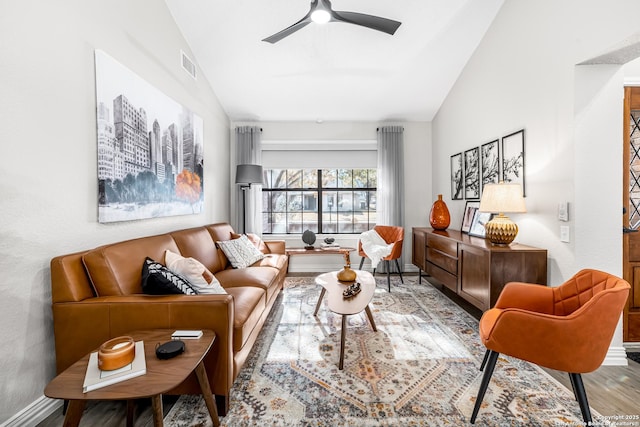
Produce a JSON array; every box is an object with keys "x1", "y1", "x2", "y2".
[
  {"x1": 236, "y1": 164, "x2": 263, "y2": 233},
  {"x1": 479, "y1": 182, "x2": 526, "y2": 245}
]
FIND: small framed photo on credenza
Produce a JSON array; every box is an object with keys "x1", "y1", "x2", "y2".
[
  {"x1": 461, "y1": 201, "x2": 479, "y2": 233},
  {"x1": 468, "y1": 210, "x2": 493, "y2": 238}
]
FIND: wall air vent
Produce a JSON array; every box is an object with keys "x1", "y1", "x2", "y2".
[{"x1": 181, "y1": 50, "x2": 197, "y2": 80}]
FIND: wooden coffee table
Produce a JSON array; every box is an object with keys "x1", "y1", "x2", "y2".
[
  {"x1": 44, "y1": 329, "x2": 219, "y2": 427},
  {"x1": 314, "y1": 270, "x2": 377, "y2": 370}
]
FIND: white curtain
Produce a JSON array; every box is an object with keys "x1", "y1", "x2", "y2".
[
  {"x1": 235, "y1": 126, "x2": 262, "y2": 234},
  {"x1": 377, "y1": 126, "x2": 405, "y2": 272}
]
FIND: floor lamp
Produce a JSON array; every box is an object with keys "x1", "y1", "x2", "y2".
[{"x1": 235, "y1": 164, "x2": 263, "y2": 233}]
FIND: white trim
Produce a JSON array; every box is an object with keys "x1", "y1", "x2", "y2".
[
  {"x1": 601, "y1": 346, "x2": 629, "y2": 366},
  {"x1": 624, "y1": 342, "x2": 640, "y2": 351},
  {"x1": 1, "y1": 396, "x2": 62, "y2": 427},
  {"x1": 623, "y1": 77, "x2": 640, "y2": 86}
]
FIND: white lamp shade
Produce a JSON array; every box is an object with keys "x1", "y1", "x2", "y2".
[
  {"x1": 236, "y1": 164, "x2": 263, "y2": 185},
  {"x1": 479, "y1": 183, "x2": 526, "y2": 213}
]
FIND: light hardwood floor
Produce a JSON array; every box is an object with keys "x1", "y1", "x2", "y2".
[{"x1": 38, "y1": 275, "x2": 640, "y2": 425}]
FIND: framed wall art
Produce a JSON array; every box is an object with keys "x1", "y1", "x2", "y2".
[
  {"x1": 95, "y1": 50, "x2": 204, "y2": 223},
  {"x1": 464, "y1": 147, "x2": 480, "y2": 199},
  {"x1": 481, "y1": 139, "x2": 499, "y2": 189},
  {"x1": 461, "y1": 201, "x2": 479, "y2": 233},
  {"x1": 451, "y1": 153, "x2": 463, "y2": 200},
  {"x1": 501, "y1": 129, "x2": 525, "y2": 196}
]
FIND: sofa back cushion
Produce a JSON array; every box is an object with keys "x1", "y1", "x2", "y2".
[
  {"x1": 51, "y1": 251, "x2": 95, "y2": 303},
  {"x1": 170, "y1": 227, "x2": 225, "y2": 274},
  {"x1": 205, "y1": 223, "x2": 237, "y2": 268},
  {"x1": 83, "y1": 234, "x2": 180, "y2": 296}
]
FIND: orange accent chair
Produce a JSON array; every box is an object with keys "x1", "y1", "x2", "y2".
[
  {"x1": 358, "y1": 225, "x2": 404, "y2": 292},
  {"x1": 470, "y1": 269, "x2": 631, "y2": 424}
]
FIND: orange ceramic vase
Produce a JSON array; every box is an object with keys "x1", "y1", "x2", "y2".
[{"x1": 429, "y1": 194, "x2": 450, "y2": 230}]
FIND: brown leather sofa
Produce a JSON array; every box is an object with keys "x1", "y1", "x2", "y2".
[{"x1": 50, "y1": 222, "x2": 288, "y2": 414}]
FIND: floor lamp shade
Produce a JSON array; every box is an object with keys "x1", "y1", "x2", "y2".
[
  {"x1": 236, "y1": 164, "x2": 263, "y2": 234},
  {"x1": 236, "y1": 164, "x2": 263, "y2": 185},
  {"x1": 479, "y1": 182, "x2": 526, "y2": 245}
]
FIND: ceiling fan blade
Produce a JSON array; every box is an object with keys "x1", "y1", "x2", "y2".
[
  {"x1": 262, "y1": 15, "x2": 312, "y2": 43},
  {"x1": 332, "y1": 11, "x2": 401, "y2": 35}
]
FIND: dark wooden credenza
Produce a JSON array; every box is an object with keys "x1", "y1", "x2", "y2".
[{"x1": 412, "y1": 228, "x2": 547, "y2": 311}]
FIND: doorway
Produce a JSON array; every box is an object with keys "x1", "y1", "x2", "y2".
[{"x1": 623, "y1": 86, "x2": 640, "y2": 342}]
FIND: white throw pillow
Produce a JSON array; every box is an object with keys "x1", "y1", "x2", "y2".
[
  {"x1": 217, "y1": 234, "x2": 265, "y2": 269},
  {"x1": 164, "y1": 250, "x2": 226, "y2": 294}
]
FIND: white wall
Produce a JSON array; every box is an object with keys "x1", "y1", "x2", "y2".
[
  {"x1": 432, "y1": 0, "x2": 640, "y2": 363},
  {"x1": 231, "y1": 121, "x2": 432, "y2": 272},
  {"x1": 0, "y1": 0, "x2": 230, "y2": 422},
  {"x1": 433, "y1": 0, "x2": 640, "y2": 285}
]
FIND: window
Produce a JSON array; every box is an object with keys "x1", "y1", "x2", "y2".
[{"x1": 262, "y1": 168, "x2": 377, "y2": 234}]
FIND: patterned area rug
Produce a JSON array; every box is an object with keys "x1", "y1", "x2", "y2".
[
  {"x1": 164, "y1": 276, "x2": 595, "y2": 426},
  {"x1": 629, "y1": 352, "x2": 640, "y2": 364}
]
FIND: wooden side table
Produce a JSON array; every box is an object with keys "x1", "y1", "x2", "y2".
[
  {"x1": 44, "y1": 329, "x2": 219, "y2": 427},
  {"x1": 286, "y1": 246, "x2": 355, "y2": 257}
]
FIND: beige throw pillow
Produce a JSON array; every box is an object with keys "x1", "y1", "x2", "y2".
[
  {"x1": 217, "y1": 234, "x2": 265, "y2": 269},
  {"x1": 164, "y1": 250, "x2": 226, "y2": 294}
]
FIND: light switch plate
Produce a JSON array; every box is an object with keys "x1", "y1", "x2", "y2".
[
  {"x1": 560, "y1": 225, "x2": 570, "y2": 242},
  {"x1": 558, "y1": 202, "x2": 569, "y2": 221}
]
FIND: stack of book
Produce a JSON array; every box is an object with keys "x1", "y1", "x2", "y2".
[
  {"x1": 82, "y1": 341, "x2": 146, "y2": 392},
  {"x1": 320, "y1": 243, "x2": 340, "y2": 250}
]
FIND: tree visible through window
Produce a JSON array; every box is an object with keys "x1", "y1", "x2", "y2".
[{"x1": 262, "y1": 169, "x2": 377, "y2": 234}]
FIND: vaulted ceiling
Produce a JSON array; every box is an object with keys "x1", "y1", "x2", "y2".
[{"x1": 165, "y1": 0, "x2": 504, "y2": 122}]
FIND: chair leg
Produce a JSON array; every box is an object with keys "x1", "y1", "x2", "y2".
[
  {"x1": 359, "y1": 257, "x2": 365, "y2": 270},
  {"x1": 568, "y1": 372, "x2": 578, "y2": 401},
  {"x1": 386, "y1": 260, "x2": 391, "y2": 292},
  {"x1": 394, "y1": 259, "x2": 404, "y2": 283},
  {"x1": 569, "y1": 373, "x2": 592, "y2": 424},
  {"x1": 470, "y1": 350, "x2": 499, "y2": 424},
  {"x1": 479, "y1": 349, "x2": 490, "y2": 371}
]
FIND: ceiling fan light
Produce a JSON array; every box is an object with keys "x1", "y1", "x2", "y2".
[{"x1": 311, "y1": 10, "x2": 331, "y2": 24}]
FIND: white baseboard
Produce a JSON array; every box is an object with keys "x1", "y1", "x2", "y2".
[
  {"x1": 624, "y1": 342, "x2": 640, "y2": 352},
  {"x1": 601, "y1": 345, "x2": 629, "y2": 366},
  {"x1": 1, "y1": 396, "x2": 62, "y2": 427}
]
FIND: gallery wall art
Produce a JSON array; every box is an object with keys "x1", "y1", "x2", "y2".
[
  {"x1": 451, "y1": 153, "x2": 463, "y2": 200},
  {"x1": 464, "y1": 147, "x2": 480, "y2": 199},
  {"x1": 95, "y1": 50, "x2": 204, "y2": 223},
  {"x1": 501, "y1": 129, "x2": 526, "y2": 196},
  {"x1": 450, "y1": 129, "x2": 526, "y2": 204},
  {"x1": 481, "y1": 139, "x2": 499, "y2": 187}
]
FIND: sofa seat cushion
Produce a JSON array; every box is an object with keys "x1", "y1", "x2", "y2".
[
  {"x1": 224, "y1": 286, "x2": 266, "y2": 352},
  {"x1": 216, "y1": 266, "x2": 282, "y2": 304},
  {"x1": 215, "y1": 267, "x2": 278, "y2": 291},
  {"x1": 253, "y1": 253, "x2": 288, "y2": 270}
]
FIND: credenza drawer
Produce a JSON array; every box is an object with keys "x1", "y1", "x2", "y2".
[
  {"x1": 426, "y1": 234, "x2": 457, "y2": 257},
  {"x1": 426, "y1": 262, "x2": 457, "y2": 292},
  {"x1": 426, "y1": 247, "x2": 458, "y2": 275}
]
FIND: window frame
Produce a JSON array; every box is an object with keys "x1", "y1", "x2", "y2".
[{"x1": 261, "y1": 168, "x2": 377, "y2": 234}]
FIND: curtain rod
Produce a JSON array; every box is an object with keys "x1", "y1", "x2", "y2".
[{"x1": 376, "y1": 127, "x2": 404, "y2": 131}]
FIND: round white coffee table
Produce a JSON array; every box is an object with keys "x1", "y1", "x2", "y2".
[{"x1": 314, "y1": 270, "x2": 377, "y2": 369}]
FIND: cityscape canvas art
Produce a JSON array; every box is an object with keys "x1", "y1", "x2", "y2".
[{"x1": 95, "y1": 50, "x2": 204, "y2": 223}]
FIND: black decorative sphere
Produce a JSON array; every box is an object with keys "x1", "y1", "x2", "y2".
[{"x1": 302, "y1": 230, "x2": 316, "y2": 249}]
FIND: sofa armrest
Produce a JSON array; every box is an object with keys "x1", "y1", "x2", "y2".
[
  {"x1": 52, "y1": 294, "x2": 235, "y2": 398},
  {"x1": 264, "y1": 240, "x2": 286, "y2": 254}
]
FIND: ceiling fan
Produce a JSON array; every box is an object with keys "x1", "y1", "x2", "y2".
[{"x1": 262, "y1": 0, "x2": 401, "y2": 44}]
